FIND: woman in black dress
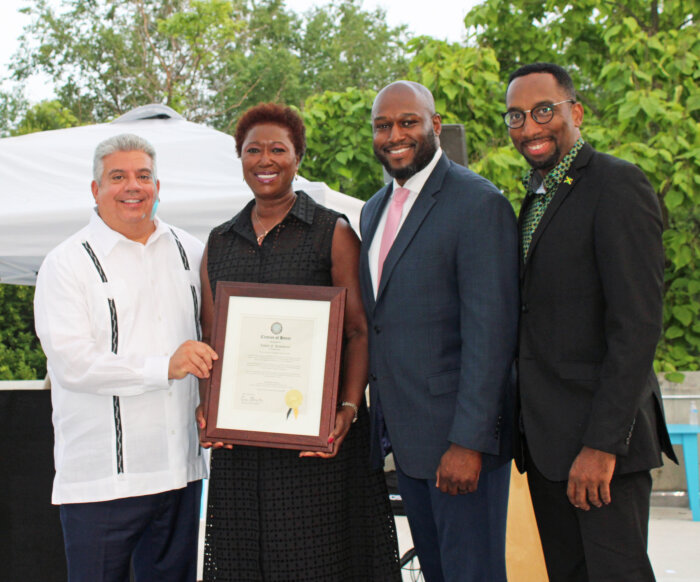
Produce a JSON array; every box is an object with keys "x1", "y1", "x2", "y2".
[{"x1": 197, "y1": 103, "x2": 401, "y2": 581}]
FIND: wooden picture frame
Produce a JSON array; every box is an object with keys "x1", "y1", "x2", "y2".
[{"x1": 203, "y1": 282, "x2": 346, "y2": 452}]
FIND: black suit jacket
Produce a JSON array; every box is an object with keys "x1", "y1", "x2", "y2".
[{"x1": 515, "y1": 143, "x2": 677, "y2": 481}]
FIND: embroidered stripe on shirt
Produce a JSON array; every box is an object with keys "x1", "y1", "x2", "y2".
[
  {"x1": 81, "y1": 241, "x2": 108, "y2": 282},
  {"x1": 170, "y1": 228, "x2": 191, "y2": 270},
  {"x1": 112, "y1": 396, "x2": 125, "y2": 473},
  {"x1": 82, "y1": 241, "x2": 125, "y2": 474},
  {"x1": 170, "y1": 228, "x2": 202, "y2": 343},
  {"x1": 190, "y1": 285, "x2": 202, "y2": 341}
]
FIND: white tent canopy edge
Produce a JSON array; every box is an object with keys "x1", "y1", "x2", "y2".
[{"x1": 0, "y1": 104, "x2": 363, "y2": 285}]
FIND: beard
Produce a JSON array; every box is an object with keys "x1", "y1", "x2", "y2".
[
  {"x1": 520, "y1": 142, "x2": 562, "y2": 174},
  {"x1": 374, "y1": 130, "x2": 439, "y2": 181}
]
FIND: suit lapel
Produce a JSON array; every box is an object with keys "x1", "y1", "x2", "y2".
[
  {"x1": 375, "y1": 154, "x2": 449, "y2": 302},
  {"x1": 521, "y1": 144, "x2": 594, "y2": 277},
  {"x1": 517, "y1": 192, "x2": 536, "y2": 276}
]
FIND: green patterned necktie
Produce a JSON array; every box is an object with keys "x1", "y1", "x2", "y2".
[{"x1": 521, "y1": 138, "x2": 584, "y2": 260}]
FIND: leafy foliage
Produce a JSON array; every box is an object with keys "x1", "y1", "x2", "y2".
[
  {"x1": 0, "y1": 285, "x2": 46, "y2": 380},
  {"x1": 408, "y1": 37, "x2": 503, "y2": 162},
  {"x1": 9, "y1": 0, "x2": 410, "y2": 131},
  {"x1": 11, "y1": 100, "x2": 80, "y2": 135},
  {"x1": 302, "y1": 87, "x2": 382, "y2": 200},
  {"x1": 1, "y1": 0, "x2": 697, "y2": 377},
  {"x1": 0, "y1": 87, "x2": 29, "y2": 138},
  {"x1": 299, "y1": 2, "x2": 408, "y2": 96},
  {"x1": 464, "y1": 0, "x2": 700, "y2": 374}
]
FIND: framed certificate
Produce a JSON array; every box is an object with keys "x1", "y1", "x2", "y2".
[{"x1": 203, "y1": 282, "x2": 346, "y2": 452}]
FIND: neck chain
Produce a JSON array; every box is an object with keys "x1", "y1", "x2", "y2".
[{"x1": 253, "y1": 194, "x2": 297, "y2": 246}]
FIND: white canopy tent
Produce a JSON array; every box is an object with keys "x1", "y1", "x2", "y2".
[{"x1": 0, "y1": 104, "x2": 362, "y2": 285}]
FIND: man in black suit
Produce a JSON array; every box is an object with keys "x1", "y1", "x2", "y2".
[{"x1": 505, "y1": 62, "x2": 677, "y2": 581}]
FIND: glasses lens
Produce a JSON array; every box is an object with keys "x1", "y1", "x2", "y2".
[
  {"x1": 505, "y1": 112, "x2": 523, "y2": 128},
  {"x1": 532, "y1": 105, "x2": 554, "y2": 124}
]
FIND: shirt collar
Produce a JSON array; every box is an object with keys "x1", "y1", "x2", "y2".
[
  {"x1": 229, "y1": 190, "x2": 316, "y2": 241},
  {"x1": 522, "y1": 138, "x2": 584, "y2": 195},
  {"x1": 287, "y1": 190, "x2": 315, "y2": 225},
  {"x1": 392, "y1": 147, "x2": 443, "y2": 196},
  {"x1": 88, "y1": 208, "x2": 169, "y2": 256}
]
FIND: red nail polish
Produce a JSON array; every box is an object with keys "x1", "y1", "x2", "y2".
[{"x1": 328, "y1": 436, "x2": 335, "y2": 443}]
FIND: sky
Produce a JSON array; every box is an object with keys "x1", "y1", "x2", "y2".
[{"x1": 0, "y1": 0, "x2": 481, "y2": 103}]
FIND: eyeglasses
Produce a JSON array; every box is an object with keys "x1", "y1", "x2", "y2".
[{"x1": 502, "y1": 100, "x2": 576, "y2": 129}]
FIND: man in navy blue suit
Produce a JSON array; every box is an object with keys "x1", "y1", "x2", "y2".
[{"x1": 359, "y1": 80, "x2": 519, "y2": 582}]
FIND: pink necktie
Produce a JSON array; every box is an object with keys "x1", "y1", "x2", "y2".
[{"x1": 377, "y1": 187, "x2": 410, "y2": 282}]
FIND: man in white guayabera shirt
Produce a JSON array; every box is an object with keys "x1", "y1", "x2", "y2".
[{"x1": 34, "y1": 133, "x2": 218, "y2": 582}]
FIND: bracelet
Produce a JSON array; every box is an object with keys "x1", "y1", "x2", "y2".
[{"x1": 339, "y1": 401, "x2": 358, "y2": 423}]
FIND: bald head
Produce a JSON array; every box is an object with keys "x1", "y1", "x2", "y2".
[
  {"x1": 372, "y1": 81, "x2": 436, "y2": 118},
  {"x1": 371, "y1": 80, "x2": 441, "y2": 184}
]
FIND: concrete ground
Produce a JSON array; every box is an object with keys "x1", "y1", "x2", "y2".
[
  {"x1": 649, "y1": 506, "x2": 700, "y2": 582},
  {"x1": 394, "y1": 507, "x2": 700, "y2": 582},
  {"x1": 198, "y1": 505, "x2": 700, "y2": 581}
]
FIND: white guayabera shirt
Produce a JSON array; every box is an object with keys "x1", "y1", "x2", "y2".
[{"x1": 34, "y1": 211, "x2": 207, "y2": 504}]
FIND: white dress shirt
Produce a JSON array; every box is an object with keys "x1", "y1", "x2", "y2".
[
  {"x1": 34, "y1": 211, "x2": 207, "y2": 504},
  {"x1": 368, "y1": 148, "x2": 443, "y2": 295}
]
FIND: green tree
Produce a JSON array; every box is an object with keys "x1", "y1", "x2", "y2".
[
  {"x1": 408, "y1": 37, "x2": 503, "y2": 164},
  {"x1": 302, "y1": 87, "x2": 381, "y2": 200},
  {"x1": 299, "y1": 1, "x2": 408, "y2": 96},
  {"x1": 14, "y1": 0, "x2": 250, "y2": 124},
  {"x1": 12, "y1": 0, "x2": 410, "y2": 130},
  {"x1": 0, "y1": 87, "x2": 28, "y2": 137},
  {"x1": 11, "y1": 99, "x2": 80, "y2": 135},
  {"x1": 0, "y1": 285, "x2": 46, "y2": 380},
  {"x1": 464, "y1": 0, "x2": 700, "y2": 374}
]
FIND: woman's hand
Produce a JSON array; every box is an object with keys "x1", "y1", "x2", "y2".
[
  {"x1": 299, "y1": 406, "x2": 355, "y2": 459},
  {"x1": 196, "y1": 404, "x2": 232, "y2": 450}
]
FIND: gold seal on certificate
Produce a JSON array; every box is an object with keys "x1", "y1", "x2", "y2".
[
  {"x1": 203, "y1": 282, "x2": 346, "y2": 452},
  {"x1": 285, "y1": 389, "x2": 303, "y2": 420}
]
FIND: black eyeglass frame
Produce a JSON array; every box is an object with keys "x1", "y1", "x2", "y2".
[{"x1": 502, "y1": 99, "x2": 576, "y2": 129}]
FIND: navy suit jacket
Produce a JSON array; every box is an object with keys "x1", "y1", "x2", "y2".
[
  {"x1": 515, "y1": 143, "x2": 677, "y2": 481},
  {"x1": 359, "y1": 153, "x2": 520, "y2": 479}
]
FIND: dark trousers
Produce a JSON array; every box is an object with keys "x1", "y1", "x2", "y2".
[
  {"x1": 396, "y1": 460, "x2": 510, "y2": 582},
  {"x1": 526, "y1": 449, "x2": 655, "y2": 582},
  {"x1": 60, "y1": 480, "x2": 202, "y2": 582}
]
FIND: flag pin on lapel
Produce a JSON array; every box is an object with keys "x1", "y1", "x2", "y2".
[{"x1": 564, "y1": 176, "x2": 573, "y2": 185}]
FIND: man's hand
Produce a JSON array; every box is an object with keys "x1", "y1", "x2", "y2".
[
  {"x1": 168, "y1": 340, "x2": 218, "y2": 380},
  {"x1": 436, "y1": 444, "x2": 482, "y2": 495},
  {"x1": 567, "y1": 446, "x2": 616, "y2": 510}
]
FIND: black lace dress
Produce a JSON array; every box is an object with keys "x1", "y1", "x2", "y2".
[{"x1": 203, "y1": 191, "x2": 401, "y2": 581}]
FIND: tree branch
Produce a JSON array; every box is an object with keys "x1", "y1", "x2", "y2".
[
  {"x1": 136, "y1": 0, "x2": 173, "y2": 101},
  {"x1": 199, "y1": 76, "x2": 263, "y2": 127}
]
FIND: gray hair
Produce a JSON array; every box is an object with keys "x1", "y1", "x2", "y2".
[{"x1": 93, "y1": 133, "x2": 158, "y2": 184}]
